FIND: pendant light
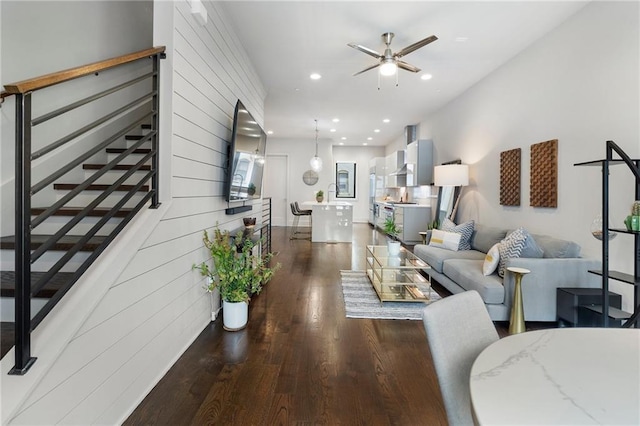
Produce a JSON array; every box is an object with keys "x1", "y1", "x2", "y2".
[{"x1": 310, "y1": 119, "x2": 323, "y2": 172}]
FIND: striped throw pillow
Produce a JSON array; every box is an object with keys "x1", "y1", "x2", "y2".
[
  {"x1": 497, "y1": 228, "x2": 527, "y2": 277},
  {"x1": 428, "y1": 229, "x2": 461, "y2": 251}
]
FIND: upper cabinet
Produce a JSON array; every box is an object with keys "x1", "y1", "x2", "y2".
[{"x1": 406, "y1": 139, "x2": 434, "y2": 186}]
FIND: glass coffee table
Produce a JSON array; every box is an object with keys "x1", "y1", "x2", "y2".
[{"x1": 365, "y1": 245, "x2": 432, "y2": 302}]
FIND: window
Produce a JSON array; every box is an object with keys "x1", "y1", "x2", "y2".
[{"x1": 335, "y1": 161, "x2": 356, "y2": 198}]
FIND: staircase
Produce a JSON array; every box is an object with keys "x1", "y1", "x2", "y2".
[
  {"x1": 0, "y1": 46, "x2": 165, "y2": 374},
  {"x1": 0, "y1": 124, "x2": 154, "y2": 354}
]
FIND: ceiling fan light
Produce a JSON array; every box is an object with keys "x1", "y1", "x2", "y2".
[{"x1": 380, "y1": 61, "x2": 397, "y2": 76}]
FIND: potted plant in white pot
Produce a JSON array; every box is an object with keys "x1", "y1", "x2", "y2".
[
  {"x1": 383, "y1": 216, "x2": 401, "y2": 256},
  {"x1": 193, "y1": 227, "x2": 280, "y2": 331}
]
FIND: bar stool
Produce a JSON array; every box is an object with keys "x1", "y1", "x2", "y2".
[{"x1": 290, "y1": 202, "x2": 311, "y2": 240}]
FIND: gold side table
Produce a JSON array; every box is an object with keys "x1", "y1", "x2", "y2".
[{"x1": 507, "y1": 267, "x2": 531, "y2": 335}]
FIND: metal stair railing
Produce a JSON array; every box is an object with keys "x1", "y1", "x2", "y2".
[{"x1": 1, "y1": 46, "x2": 166, "y2": 375}]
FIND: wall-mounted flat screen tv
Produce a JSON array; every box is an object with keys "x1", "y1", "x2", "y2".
[{"x1": 225, "y1": 100, "x2": 267, "y2": 202}]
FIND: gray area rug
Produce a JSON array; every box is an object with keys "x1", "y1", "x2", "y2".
[{"x1": 340, "y1": 270, "x2": 442, "y2": 320}]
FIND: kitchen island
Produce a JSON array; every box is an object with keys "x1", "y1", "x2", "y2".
[{"x1": 302, "y1": 201, "x2": 353, "y2": 243}]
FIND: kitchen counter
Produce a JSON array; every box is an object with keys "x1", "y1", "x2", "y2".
[
  {"x1": 302, "y1": 201, "x2": 353, "y2": 243},
  {"x1": 375, "y1": 202, "x2": 432, "y2": 243},
  {"x1": 377, "y1": 201, "x2": 431, "y2": 208}
]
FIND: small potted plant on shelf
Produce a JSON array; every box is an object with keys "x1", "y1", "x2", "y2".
[
  {"x1": 247, "y1": 182, "x2": 256, "y2": 196},
  {"x1": 383, "y1": 216, "x2": 401, "y2": 256},
  {"x1": 316, "y1": 190, "x2": 324, "y2": 203},
  {"x1": 423, "y1": 219, "x2": 439, "y2": 245},
  {"x1": 193, "y1": 227, "x2": 280, "y2": 331}
]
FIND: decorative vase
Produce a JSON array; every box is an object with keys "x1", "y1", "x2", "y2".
[
  {"x1": 316, "y1": 195, "x2": 324, "y2": 203},
  {"x1": 591, "y1": 214, "x2": 617, "y2": 240},
  {"x1": 222, "y1": 300, "x2": 248, "y2": 331},
  {"x1": 387, "y1": 240, "x2": 401, "y2": 256}
]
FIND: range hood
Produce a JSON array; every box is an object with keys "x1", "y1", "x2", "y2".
[
  {"x1": 389, "y1": 124, "x2": 417, "y2": 175},
  {"x1": 390, "y1": 163, "x2": 408, "y2": 175},
  {"x1": 389, "y1": 150, "x2": 407, "y2": 176}
]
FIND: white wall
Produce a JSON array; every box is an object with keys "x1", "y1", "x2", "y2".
[
  {"x1": 0, "y1": 1, "x2": 154, "y2": 235},
  {"x1": 266, "y1": 137, "x2": 385, "y2": 224},
  {"x1": 417, "y1": 1, "x2": 639, "y2": 311},
  {"x1": 2, "y1": 1, "x2": 266, "y2": 424}
]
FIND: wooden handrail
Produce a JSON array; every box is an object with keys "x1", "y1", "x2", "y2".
[{"x1": 2, "y1": 46, "x2": 165, "y2": 95}]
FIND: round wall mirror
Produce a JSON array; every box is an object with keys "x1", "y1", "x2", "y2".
[{"x1": 303, "y1": 169, "x2": 319, "y2": 185}]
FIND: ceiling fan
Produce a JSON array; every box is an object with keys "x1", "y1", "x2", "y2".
[{"x1": 348, "y1": 32, "x2": 437, "y2": 77}]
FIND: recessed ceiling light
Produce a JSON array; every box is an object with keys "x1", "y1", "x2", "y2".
[
  {"x1": 339, "y1": 142, "x2": 344, "y2": 146},
  {"x1": 383, "y1": 119, "x2": 390, "y2": 123},
  {"x1": 267, "y1": 130, "x2": 273, "y2": 135},
  {"x1": 310, "y1": 73, "x2": 321, "y2": 80},
  {"x1": 455, "y1": 37, "x2": 469, "y2": 42},
  {"x1": 330, "y1": 128, "x2": 336, "y2": 132},
  {"x1": 367, "y1": 137, "x2": 373, "y2": 140},
  {"x1": 363, "y1": 143, "x2": 368, "y2": 146},
  {"x1": 341, "y1": 136, "x2": 347, "y2": 140},
  {"x1": 332, "y1": 118, "x2": 340, "y2": 123},
  {"x1": 421, "y1": 74, "x2": 433, "y2": 80},
  {"x1": 374, "y1": 129, "x2": 380, "y2": 133}
]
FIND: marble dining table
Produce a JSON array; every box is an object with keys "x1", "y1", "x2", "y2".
[{"x1": 470, "y1": 327, "x2": 640, "y2": 425}]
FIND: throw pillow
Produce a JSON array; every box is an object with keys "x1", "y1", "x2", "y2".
[
  {"x1": 520, "y1": 229, "x2": 544, "y2": 258},
  {"x1": 497, "y1": 227, "x2": 527, "y2": 277},
  {"x1": 441, "y1": 218, "x2": 474, "y2": 250},
  {"x1": 482, "y1": 243, "x2": 500, "y2": 276},
  {"x1": 429, "y1": 229, "x2": 461, "y2": 251}
]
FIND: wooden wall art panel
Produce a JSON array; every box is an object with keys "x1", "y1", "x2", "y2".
[
  {"x1": 530, "y1": 139, "x2": 558, "y2": 208},
  {"x1": 500, "y1": 148, "x2": 521, "y2": 206}
]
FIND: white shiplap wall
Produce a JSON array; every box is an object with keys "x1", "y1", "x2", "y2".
[{"x1": 7, "y1": 1, "x2": 266, "y2": 424}]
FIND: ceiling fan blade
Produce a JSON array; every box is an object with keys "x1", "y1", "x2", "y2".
[
  {"x1": 347, "y1": 43, "x2": 383, "y2": 59},
  {"x1": 395, "y1": 35, "x2": 438, "y2": 58},
  {"x1": 353, "y1": 63, "x2": 381, "y2": 76},
  {"x1": 397, "y1": 60, "x2": 421, "y2": 73}
]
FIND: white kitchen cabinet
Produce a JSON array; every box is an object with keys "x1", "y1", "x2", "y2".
[{"x1": 406, "y1": 140, "x2": 434, "y2": 186}]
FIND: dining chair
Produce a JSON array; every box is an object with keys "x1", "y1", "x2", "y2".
[{"x1": 422, "y1": 290, "x2": 499, "y2": 426}]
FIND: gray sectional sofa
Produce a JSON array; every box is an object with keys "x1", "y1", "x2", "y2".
[{"x1": 413, "y1": 224, "x2": 602, "y2": 322}]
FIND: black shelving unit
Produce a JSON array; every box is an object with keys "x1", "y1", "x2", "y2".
[{"x1": 574, "y1": 140, "x2": 640, "y2": 327}]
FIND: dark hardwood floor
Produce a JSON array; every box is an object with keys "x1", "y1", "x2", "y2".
[
  {"x1": 125, "y1": 224, "x2": 451, "y2": 425},
  {"x1": 2, "y1": 224, "x2": 549, "y2": 424}
]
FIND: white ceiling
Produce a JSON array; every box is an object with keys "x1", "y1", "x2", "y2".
[{"x1": 220, "y1": 1, "x2": 588, "y2": 147}]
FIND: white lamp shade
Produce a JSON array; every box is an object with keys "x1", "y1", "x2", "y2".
[
  {"x1": 380, "y1": 61, "x2": 397, "y2": 76},
  {"x1": 310, "y1": 155, "x2": 323, "y2": 172},
  {"x1": 434, "y1": 164, "x2": 469, "y2": 186}
]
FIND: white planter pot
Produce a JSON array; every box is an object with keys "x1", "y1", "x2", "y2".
[
  {"x1": 388, "y1": 240, "x2": 401, "y2": 256},
  {"x1": 222, "y1": 300, "x2": 248, "y2": 331}
]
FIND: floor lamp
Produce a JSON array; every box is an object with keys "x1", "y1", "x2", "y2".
[{"x1": 434, "y1": 164, "x2": 469, "y2": 221}]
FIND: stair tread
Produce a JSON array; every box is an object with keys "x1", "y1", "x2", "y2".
[
  {"x1": 83, "y1": 164, "x2": 151, "y2": 170},
  {"x1": 105, "y1": 148, "x2": 151, "y2": 154},
  {"x1": 1, "y1": 271, "x2": 74, "y2": 298},
  {"x1": 31, "y1": 207, "x2": 133, "y2": 217},
  {"x1": 53, "y1": 183, "x2": 149, "y2": 191},
  {"x1": 0, "y1": 234, "x2": 106, "y2": 251}
]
